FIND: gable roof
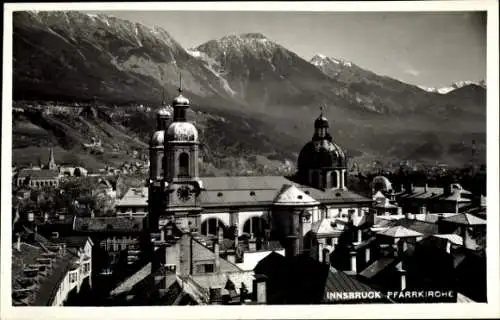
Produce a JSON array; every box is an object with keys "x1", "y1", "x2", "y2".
[
  {"x1": 442, "y1": 213, "x2": 486, "y2": 226},
  {"x1": 359, "y1": 257, "x2": 397, "y2": 280},
  {"x1": 273, "y1": 184, "x2": 319, "y2": 206},
  {"x1": 434, "y1": 234, "x2": 464, "y2": 246},
  {"x1": 372, "y1": 190, "x2": 386, "y2": 200},
  {"x1": 311, "y1": 219, "x2": 341, "y2": 236}
]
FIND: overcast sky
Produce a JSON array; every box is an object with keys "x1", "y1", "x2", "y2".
[{"x1": 95, "y1": 10, "x2": 486, "y2": 88}]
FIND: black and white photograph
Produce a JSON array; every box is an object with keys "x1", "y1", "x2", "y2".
[{"x1": 1, "y1": 1, "x2": 499, "y2": 319}]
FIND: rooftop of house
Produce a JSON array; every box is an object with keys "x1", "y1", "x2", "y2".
[
  {"x1": 115, "y1": 187, "x2": 148, "y2": 207},
  {"x1": 11, "y1": 230, "x2": 78, "y2": 306},
  {"x1": 442, "y1": 213, "x2": 487, "y2": 226},
  {"x1": 325, "y1": 267, "x2": 393, "y2": 302},
  {"x1": 310, "y1": 219, "x2": 344, "y2": 236},
  {"x1": 374, "y1": 217, "x2": 439, "y2": 237},
  {"x1": 375, "y1": 225, "x2": 423, "y2": 238},
  {"x1": 398, "y1": 183, "x2": 472, "y2": 202}
]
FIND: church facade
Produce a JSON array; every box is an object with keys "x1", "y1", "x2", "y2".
[{"x1": 146, "y1": 89, "x2": 373, "y2": 260}]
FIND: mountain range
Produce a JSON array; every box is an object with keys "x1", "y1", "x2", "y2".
[
  {"x1": 419, "y1": 80, "x2": 486, "y2": 95},
  {"x1": 11, "y1": 11, "x2": 487, "y2": 172}
]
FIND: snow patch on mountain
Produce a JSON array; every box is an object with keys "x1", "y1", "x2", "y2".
[
  {"x1": 310, "y1": 54, "x2": 353, "y2": 68},
  {"x1": 187, "y1": 49, "x2": 236, "y2": 96}
]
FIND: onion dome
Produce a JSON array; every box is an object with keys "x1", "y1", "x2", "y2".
[
  {"x1": 150, "y1": 130, "x2": 165, "y2": 147},
  {"x1": 172, "y1": 92, "x2": 190, "y2": 107},
  {"x1": 157, "y1": 107, "x2": 171, "y2": 117},
  {"x1": 166, "y1": 122, "x2": 198, "y2": 142},
  {"x1": 314, "y1": 114, "x2": 329, "y2": 128},
  {"x1": 298, "y1": 139, "x2": 346, "y2": 171}
]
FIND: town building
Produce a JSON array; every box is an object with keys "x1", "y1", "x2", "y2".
[
  {"x1": 15, "y1": 148, "x2": 60, "y2": 188},
  {"x1": 11, "y1": 227, "x2": 93, "y2": 306}
]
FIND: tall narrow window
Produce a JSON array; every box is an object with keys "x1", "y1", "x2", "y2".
[
  {"x1": 331, "y1": 171, "x2": 338, "y2": 188},
  {"x1": 179, "y1": 153, "x2": 189, "y2": 177},
  {"x1": 161, "y1": 155, "x2": 165, "y2": 177}
]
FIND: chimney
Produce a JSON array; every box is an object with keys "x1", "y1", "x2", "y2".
[
  {"x1": 166, "y1": 224, "x2": 173, "y2": 237},
  {"x1": 397, "y1": 264, "x2": 407, "y2": 291},
  {"x1": 240, "y1": 282, "x2": 248, "y2": 304},
  {"x1": 349, "y1": 251, "x2": 357, "y2": 273},
  {"x1": 365, "y1": 247, "x2": 371, "y2": 264},
  {"x1": 249, "y1": 235, "x2": 257, "y2": 252},
  {"x1": 27, "y1": 212, "x2": 34, "y2": 222},
  {"x1": 218, "y1": 226, "x2": 224, "y2": 245},
  {"x1": 446, "y1": 241, "x2": 452, "y2": 254},
  {"x1": 165, "y1": 242, "x2": 179, "y2": 273},
  {"x1": 44, "y1": 213, "x2": 49, "y2": 223},
  {"x1": 160, "y1": 229, "x2": 165, "y2": 242},
  {"x1": 254, "y1": 276, "x2": 267, "y2": 304},
  {"x1": 357, "y1": 229, "x2": 363, "y2": 244},
  {"x1": 59, "y1": 214, "x2": 65, "y2": 221},
  {"x1": 323, "y1": 249, "x2": 330, "y2": 265},
  {"x1": 214, "y1": 242, "x2": 220, "y2": 273},
  {"x1": 16, "y1": 234, "x2": 21, "y2": 252},
  {"x1": 424, "y1": 183, "x2": 428, "y2": 192}
]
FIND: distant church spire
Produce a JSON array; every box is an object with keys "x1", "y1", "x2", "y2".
[
  {"x1": 48, "y1": 147, "x2": 57, "y2": 170},
  {"x1": 179, "y1": 72, "x2": 182, "y2": 93}
]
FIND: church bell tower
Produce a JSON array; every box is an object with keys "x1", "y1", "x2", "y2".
[
  {"x1": 147, "y1": 98, "x2": 171, "y2": 232},
  {"x1": 161, "y1": 86, "x2": 204, "y2": 233}
]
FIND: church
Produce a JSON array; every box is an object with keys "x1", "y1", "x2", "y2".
[{"x1": 146, "y1": 87, "x2": 373, "y2": 262}]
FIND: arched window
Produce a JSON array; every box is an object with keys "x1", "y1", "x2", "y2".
[
  {"x1": 344, "y1": 171, "x2": 347, "y2": 189},
  {"x1": 201, "y1": 218, "x2": 226, "y2": 236},
  {"x1": 178, "y1": 153, "x2": 189, "y2": 177},
  {"x1": 330, "y1": 171, "x2": 338, "y2": 188},
  {"x1": 243, "y1": 217, "x2": 268, "y2": 238}
]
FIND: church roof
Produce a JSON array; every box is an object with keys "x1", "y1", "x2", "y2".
[
  {"x1": 137, "y1": 176, "x2": 371, "y2": 208},
  {"x1": 17, "y1": 169, "x2": 59, "y2": 179},
  {"x1": 273, "y1": 184, "x2": 319, "y2": 206},
  {"x1": 442, "y1": 213, "x2": 486, "y2": 226}
]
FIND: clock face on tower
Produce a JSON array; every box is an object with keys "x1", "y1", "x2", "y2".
[{"x1": 177, "y1": 186, "x2": 191, "y2": 202}]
